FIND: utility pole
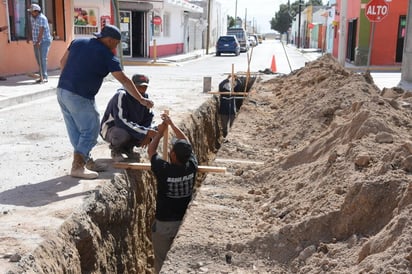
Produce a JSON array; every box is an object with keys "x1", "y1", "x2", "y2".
[
  {"x1": 297, "y1": 0, "x2": 302, "y2": 48},
  {"x1": 399, "y1": 0, "x2": 412, "y2": 90},
  {"x1": 206, "y1": 0, "x2": 211, "y2": 54},
  {"x1": 337, "y1": 0, "x2": 347, "y2": 66},
  {"x1": 235, "y1": 0, "x2": 238, "y2": 21}
]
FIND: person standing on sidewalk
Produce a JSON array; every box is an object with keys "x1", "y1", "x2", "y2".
[
  {"x1": 0, "y1": 25, "x2": 7, "y2": 81},
  {"x1": 100, "y1": 74, "x2": 157, "y2": 162},
  {"x1": 57, "y1": 24, "x2": 154, "y2": 179},
  {"x1": 27, "y1": 4, "x2": 52, "y2": 83},
  {"x1": 148, "y1": 113, "x2": 198, "y2": 273}
]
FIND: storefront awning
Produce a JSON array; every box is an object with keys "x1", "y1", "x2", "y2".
[{"x1": 165, "y1": 0, "x2": 203, "y2": 13}]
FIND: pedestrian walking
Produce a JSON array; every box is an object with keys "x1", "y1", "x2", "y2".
[
  {"x1": 147, "y1": 113, "x2": 198, "y2": 273},
  {"x1": 27, "y1": 3, "x2": 52, "y2": 83},
  {"x1": 100, "y1": 74, "x2": 157, "y2": 162},
  {"x1": 57, "y1": 24, "x2": 154, "y2": 179}
]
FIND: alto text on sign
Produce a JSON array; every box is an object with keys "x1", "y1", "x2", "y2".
[{"x1": 365, "y1": 0, "x2": 389, "y2": 22}]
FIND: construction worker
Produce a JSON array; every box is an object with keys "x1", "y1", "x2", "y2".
[{"x1": 147, "y1": 113, "x2": 198, "y2": 273}]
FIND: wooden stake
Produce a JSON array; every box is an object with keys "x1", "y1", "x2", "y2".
[
  {"x1": 114, "y1": 162, "x2": 226, "y2": 173},
  {"x1": 162, "y1": 109, "x2": 169, "y2": 159}
]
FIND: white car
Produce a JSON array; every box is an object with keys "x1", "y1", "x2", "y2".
[{"x1": 248, "y1": 36, "x2": 257, "y2": 47}]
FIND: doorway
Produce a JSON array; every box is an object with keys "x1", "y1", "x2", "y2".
[
  {"x1": 132, "y1": 11, "x2": 145, "y2": 57},
  {"x1": 120, "y1": 10, "x2": 147, "y2": 58},
  {"x1": 396, "y1": 16, "x2": 406, "y2": 63},
  {"x1": 346, "y1": 19, "x2": 357, "y2": 62}
]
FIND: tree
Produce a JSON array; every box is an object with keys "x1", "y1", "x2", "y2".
[
  {"x1": 270, "y1": 4, "x2": 292, "y2": 33},
  {"x1": 270, "y1": 0, "x2": 323, "y2": 33},
  {"x1": 227, "y1": 15, "x2": 236, "y2": 28}
]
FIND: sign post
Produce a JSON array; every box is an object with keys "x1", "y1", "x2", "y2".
[{"x1": 364, "y1": 0, "x2": 389, "y2": 67}]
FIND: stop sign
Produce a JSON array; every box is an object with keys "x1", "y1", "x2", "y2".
[{"x1": 365, "y1": 0, "x2": 389, "y2": 22}]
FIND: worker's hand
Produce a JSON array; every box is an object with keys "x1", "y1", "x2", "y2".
[
  {"x1": 142, "y1": 98, "x2": 154, "y2": 109},
  {"x1": 139, "y1": 129, "x2": 157, "y2": 148},
  {"x1": 160, "y1": 113, "x2": 172, "y2": 126}
]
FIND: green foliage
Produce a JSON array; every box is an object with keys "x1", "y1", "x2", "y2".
[
  {"x1": 270, "y1": 0, "x2": 323, "y2": 33},
  {"x1": 227, "y1": 15, "x2": 236, "y2": 28}
]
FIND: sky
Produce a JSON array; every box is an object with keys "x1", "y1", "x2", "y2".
[{"x1": 219, "y1": 0, "x2": 289, "y2": 33}]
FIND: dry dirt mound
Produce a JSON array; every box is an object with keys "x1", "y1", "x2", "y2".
[{"x1": 165, "y1": 54, "x2": 412, "y2": 273}]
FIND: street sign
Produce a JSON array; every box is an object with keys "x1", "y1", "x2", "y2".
[{"x1": 365, "y1": 0, "x2": 389, "y2": 22}]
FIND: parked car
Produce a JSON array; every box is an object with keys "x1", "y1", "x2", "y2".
[
  {"x1": 249, "y1": 34, "x2": 258, "y2": 47},
  {"x1": 227, "y1": 27, "x2": 249, "y2": 52},
  {"x1": 216, "y1": 35, "x2": 240, "y2": 56}
]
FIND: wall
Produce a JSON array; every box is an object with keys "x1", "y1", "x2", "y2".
[{"x1": 0, "y1": 1, "x2": 72, "y2": 77}]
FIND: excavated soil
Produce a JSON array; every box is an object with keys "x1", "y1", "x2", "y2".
[{"x1": 162, "y1": 54, "x2": 412, "y2": 273}]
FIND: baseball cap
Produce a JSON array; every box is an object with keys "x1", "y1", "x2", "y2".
[
  {"x1": 93, "y1": 25, "x2": 121, "y2": 41},
  {"x1": 173, "y1": 139, "x2": 192, "y2": 164},
  {"x1": 132, "y1": 74, "x2": 150, "y2": 86},
  {"x1": 27, "y1": 4, "x2": 41, "y2": 12}
]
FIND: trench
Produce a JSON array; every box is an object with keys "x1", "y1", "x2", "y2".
[{"x1": 11, "y1": 77, "x2": 255, "y2": 273}]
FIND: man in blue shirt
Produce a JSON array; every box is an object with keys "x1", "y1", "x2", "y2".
[
  {"x1": 57, "y1": 24, "x2": 154, "y2": 179},
  {"x1": 27, "y1": 3, "x2": 52, "y2": 83}
]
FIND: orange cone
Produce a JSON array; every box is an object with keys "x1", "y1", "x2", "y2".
[{"x1": 271, "y1": 55, "x2": 277, "y2": 73}]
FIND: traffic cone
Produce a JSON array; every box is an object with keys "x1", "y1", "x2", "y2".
[{"x1": 271, "y1": 55, "x2": 277, "y2": 73}]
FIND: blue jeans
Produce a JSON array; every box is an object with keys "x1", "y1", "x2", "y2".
[
  {"x1": 33, "y1": 40, "x2": 51, "y2": 79},
  {"x1": 57, "y1": 88, "x2": 100, "y2": 160}
]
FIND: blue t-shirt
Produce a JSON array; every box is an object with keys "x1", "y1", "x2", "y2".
[{"x1": 58, "y1": 38, "x2": 122, "y2": 99}]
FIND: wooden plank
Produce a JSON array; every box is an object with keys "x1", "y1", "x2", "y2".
[
  {"x1": 207, "y1": 91, "x2": 253, "y2": 95},
  {"x1": 113, "y1": 162, "x2": 226, "y2": 173},
  {"x1": 162, "y1": 109, "x2": 169, "y2": 159}
]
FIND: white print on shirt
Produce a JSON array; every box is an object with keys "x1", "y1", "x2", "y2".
[{"x1": 166, "y1": 173, "x2": 195, "y2": 198}]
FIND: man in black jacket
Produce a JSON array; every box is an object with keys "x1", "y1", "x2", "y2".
[{"x1": 100, "y1": 74, "x2": 157, "y2": 161}]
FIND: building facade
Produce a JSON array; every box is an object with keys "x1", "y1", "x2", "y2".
[
  {"x1": 1, "y1": 0, "x2": 73, "y2": 77},
  {"x1": 1, "y1": 0, "x2": 226, "y2": 77}
]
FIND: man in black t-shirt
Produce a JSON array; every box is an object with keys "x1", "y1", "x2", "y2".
[{"x1": 148, "y1": 113, "x2": 198, "y2": 273}]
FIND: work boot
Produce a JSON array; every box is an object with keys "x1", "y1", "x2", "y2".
[
  {"x1": 125, "y1": 147, "x2": 140, "y2": 162},
  {"x1": 86, "y1": 158, "x2": 107, "y2": 172},
  {"x1": 70, "y1": 152, "x2": 98, "y2": 179},
  {"x1": 111, "y1": 148, "x2": 125, "y2": 162}
]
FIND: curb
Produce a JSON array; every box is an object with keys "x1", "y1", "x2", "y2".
[{"x1": 0, "y1": 88, "x2": 56, "y2": 110}]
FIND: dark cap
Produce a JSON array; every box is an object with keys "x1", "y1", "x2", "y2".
[
  {"x1": 132, "y1": 74, "x2": 149, "y2": 86},
  {"x1": 173, "y1": 139, "x2": 192, "y2": 164},
  {"x1": 93, "y1": 25, "x2": 121, "y2": 40}
]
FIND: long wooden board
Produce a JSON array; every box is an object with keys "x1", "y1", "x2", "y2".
[{"x1": 114, "y1": 162, "x2": 226, "y2": 173}]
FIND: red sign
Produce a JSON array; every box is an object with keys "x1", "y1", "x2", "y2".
[
  {"x1": 365, "y1": 0, "x2": 389, "y2": 22},
  {"x1": 153, "y1": 16, "x2": 162, "y2": 25}
]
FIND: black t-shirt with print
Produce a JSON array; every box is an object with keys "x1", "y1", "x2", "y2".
[{"x1": 151, "y1": 153, "x2": 198, "y2": 221}]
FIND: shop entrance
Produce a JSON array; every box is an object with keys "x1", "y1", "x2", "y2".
[
  {"x1": 120, "y1": 10, "x2": 147, "y2": 58},
  {"x1": 131, "y1": 11, "x2": 145, "y2": 58}
]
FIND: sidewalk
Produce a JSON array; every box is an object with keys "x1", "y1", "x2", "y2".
[
  {"x1": 0, "y1": 46, "x2": 407, "y2": 110},
  {"x1": 0, "y1": 50, "x2": 206, "y2": 110}
]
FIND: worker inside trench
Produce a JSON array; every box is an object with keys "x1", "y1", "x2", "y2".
[
  {"x1": 95, "y1": 75, "x2": 257, "y2": 274},
  {"x1": 218, "y1": 75, "x2": 257, "y2": 138},
  {"x1": 151, "y1": 75, "x2": 257, "y2": 272}
]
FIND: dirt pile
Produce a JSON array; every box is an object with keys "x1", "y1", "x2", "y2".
[{"x1": 162, "y1": 54, "x2": 412, "y2": 273}]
